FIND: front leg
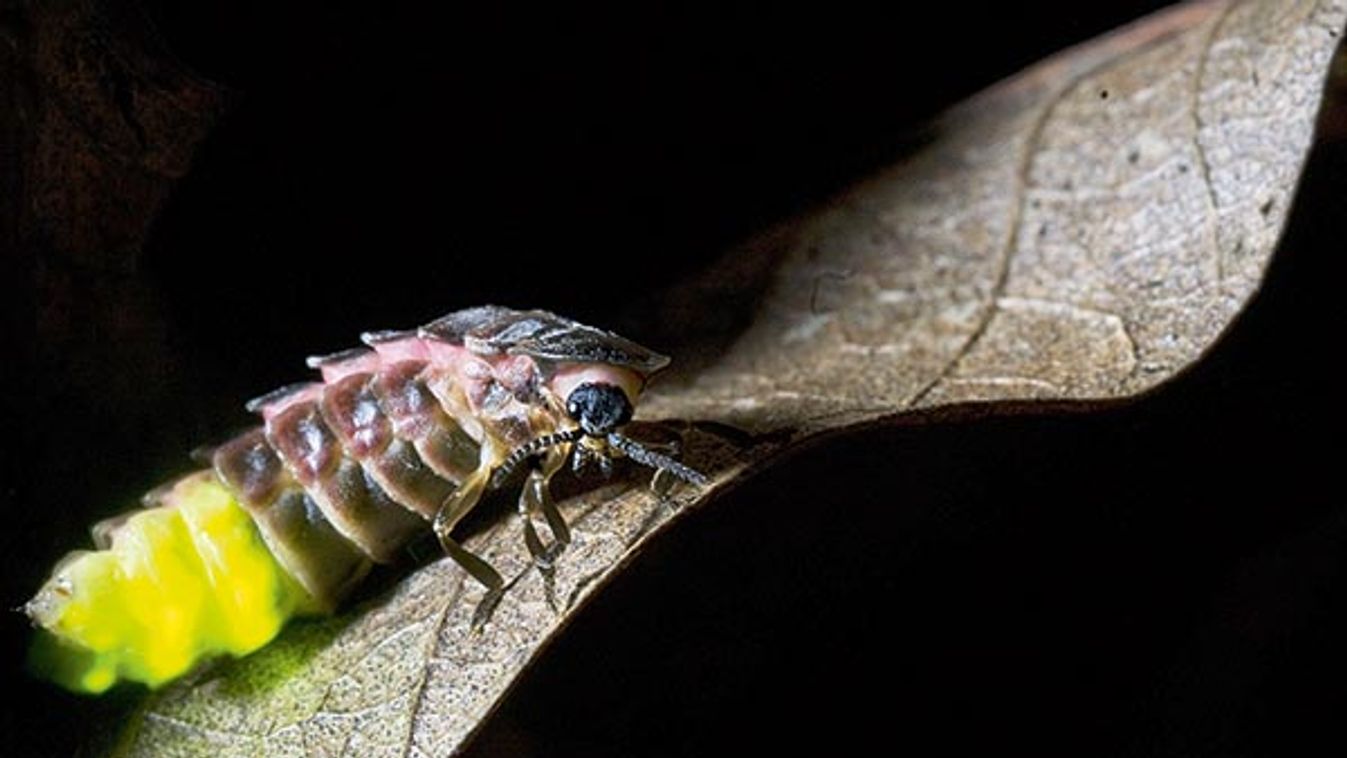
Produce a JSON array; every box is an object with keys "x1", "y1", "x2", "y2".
[{"x1": 519, "y1": 446, "x2": 571, "y2": 568}]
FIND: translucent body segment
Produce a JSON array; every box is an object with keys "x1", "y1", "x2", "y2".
[
  {"x1": 212, "y1": 428, "x2": 285, "y2": 507},
  {"x1": 248, "y1": 488, "x2": 372, "y2": 609},
  {"x1": 272, "y1": 393, "x2": 424, "y2": 562},
  {"x1": 216, "y1": 424, "x2": 373, "y2": 603},
  {"x1": 265, "y1": 401, "x2": 340, "y2": 485},
  {"x1": 363, "y1": 439, "x2": 457, "y2": 519},
  {"x1": 371, "y1": 362, "x2": 481, "y2": 480},
  {"x1": 305, "y1": 346, "x2": 378, "y2": 378},
  {"x1": 25, "y1": 474, "x2": 316, "y2": 693},
  {"x1": 323, "y1": 457, "x2": 426, "y2": 562},
  {"x1": 422, "y1": 361, "x2": 537, "y2": 451},
  {"x1": 421, "y1": 422, "x2": 482, "y2": 481},
  {"x1": 419, "y1": 358, "x2": 484, "y2": 441},
  {"x1": 321, "y1": 369, "x2": 472, "y2": 529},
  {"x1": 320, "y1": 372, "x2": 394, "y2": 458},
  {"x1": 244, "y1": 381, "x2": 322, "y2": 415}
]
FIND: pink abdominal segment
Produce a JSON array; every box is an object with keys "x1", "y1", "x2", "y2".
[{"x1": 254, "y1": 335, "x2": 647, "y2": 440}]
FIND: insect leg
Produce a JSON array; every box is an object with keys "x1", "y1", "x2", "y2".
[
  {"x1": 536, "y1": 474, "x2": 571, "y2": 549},
  {"x1": 519, "y1": 446, "x2": 571, "y2": 568},
  {"x1": 517, "y1": 469, "x2": 561, "y2": 611},
  {"x1": 650, "y1": 467, "x2": 678, "y2": 499},
  {"x1": 432, "y1": 471, "x2": 504, "y2": 591},
  {"x1": 514, "y1": 447, "x2": 570, "y2": 612},
  {"x1": 537, "y1": 445, "x2": 571, "y2": 545},
  {"x1": 519, "y1": 470, "x2": 549, "y2": 565}
]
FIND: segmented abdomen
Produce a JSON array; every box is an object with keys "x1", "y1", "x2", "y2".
[{"x1": 207, "y1": 337, "x2": 531, "y2": 607}]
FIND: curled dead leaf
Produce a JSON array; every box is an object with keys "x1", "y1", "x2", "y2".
[
  {"x1": 645, "y1": 0, "x2": 1344, "y2": 431},
  {"x1": 104, "y1": 1, "x2": 1345, "y2": 756}
]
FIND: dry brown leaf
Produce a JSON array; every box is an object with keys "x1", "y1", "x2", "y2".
[
  {"x1": 646, "y1": 0, "x2": 1345, "y2": 431},
  {"x1": 114, "y1": 1, "x2": 1346, "y2": 755}
]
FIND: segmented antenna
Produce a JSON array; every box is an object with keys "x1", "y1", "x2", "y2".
[
  {"x1": 492, "y1": 428, "x2": 586, "y2": 487},
  {"x1": 607, "y1": 433, "x2": 710, "y2": 487}
]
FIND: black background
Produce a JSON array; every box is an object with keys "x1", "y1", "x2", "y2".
[{"x1": 8, "y1": 1, "x2": 1347, "y2": 755}]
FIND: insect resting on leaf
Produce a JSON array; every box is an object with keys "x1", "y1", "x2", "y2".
[{"x1": 25, "y1": 306, "x2": 707, "y2": 693}]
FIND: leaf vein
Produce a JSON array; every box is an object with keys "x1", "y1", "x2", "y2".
[
  {"x1": 1190, "y1": 2, "x2": 1236, "y2": 293},
  {"x1": 398, "y1": 567, "x2": 468, "y2": 758}
]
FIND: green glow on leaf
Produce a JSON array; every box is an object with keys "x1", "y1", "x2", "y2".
[{"x1": 26, "y1": 473, "x2": 318, "y2": 693}]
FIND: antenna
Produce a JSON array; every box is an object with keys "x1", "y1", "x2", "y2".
[
  {"x1": 491, "y1": 428, "x2": 585, "y2": 487},
  {"x1": 607, "y1": 433, "x2": 709, "y2": 486}
]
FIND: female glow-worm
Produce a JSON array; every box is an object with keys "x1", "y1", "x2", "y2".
[{"x1": 25, "y1": 306, "x2": 705, "y2": 693}]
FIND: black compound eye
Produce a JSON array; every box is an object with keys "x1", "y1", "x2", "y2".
[{"x1": 565, "y1": 382, "x2": 633, "y2": 436}]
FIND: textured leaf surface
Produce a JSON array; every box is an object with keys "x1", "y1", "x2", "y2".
[
  {"x1": 117, "y1": 2, "x2": 1346, "y2": 755},
  {"x1": 645, "y1": 0, "x2": 1346, "y2": 431}
]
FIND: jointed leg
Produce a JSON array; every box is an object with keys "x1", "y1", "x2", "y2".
[
  {"x1": 519, "y1": 471, "x2": 570, "y2": 562},
  {"x1": 650, "y1": 467, "x2": 677, "y2": 499},
  {"x1": 433, "y1": 470, "x2": 503, "y2": 591},
  {"x1": 518, "y1": 447, "x2": 571, "y2": 568}
]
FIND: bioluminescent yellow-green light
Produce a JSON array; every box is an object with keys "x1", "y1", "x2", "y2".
[{"x1": 26, "y1": 475, "x2": 318, "y2": 693}]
